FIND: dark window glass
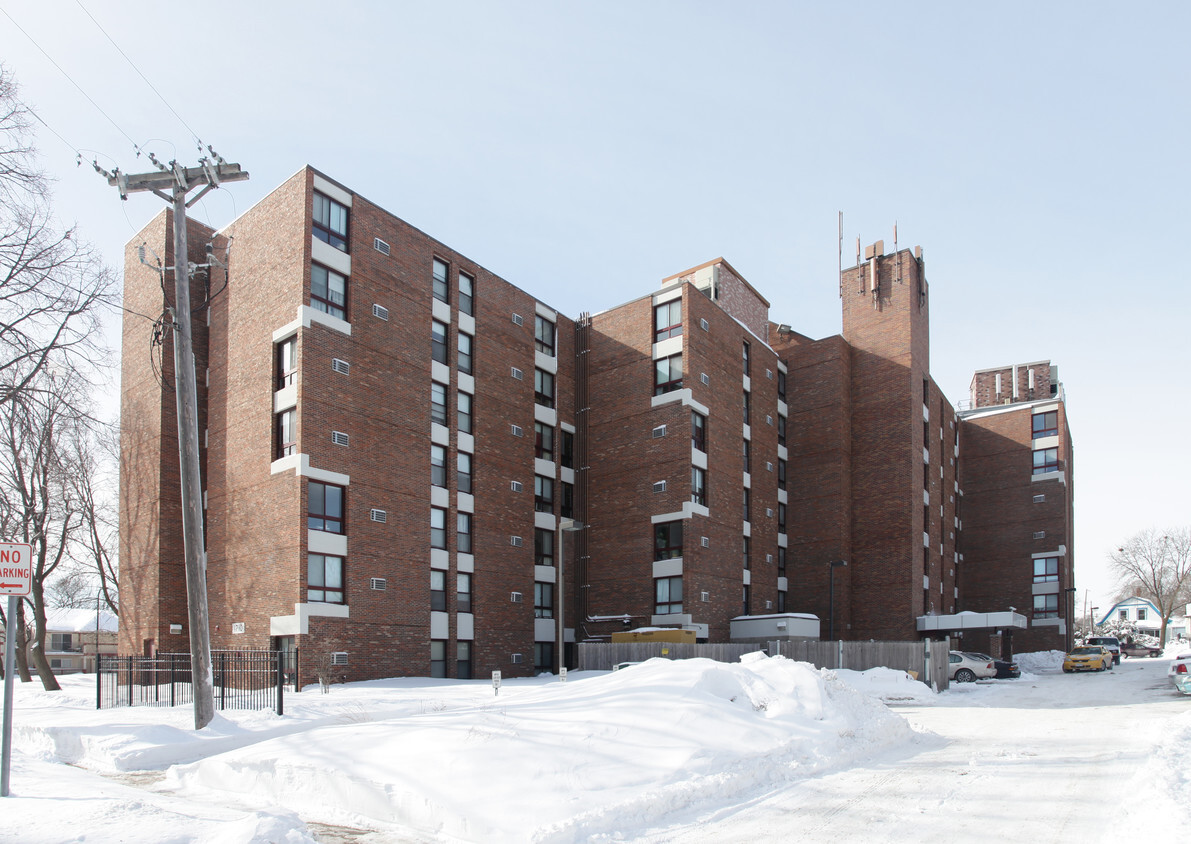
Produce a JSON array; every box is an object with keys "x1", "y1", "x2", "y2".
[
  {"x1": 1032, "y1": 447, "x2": 1059, "y2": 474},
  {"x1": 457, "y1": 573, "x2": 472, "y2": 614},
  {"x1": 308, "y1": 554, "x2": 344, "y2": 603},
  {"x1": 432, "y1": 258, "x2": 449, "y2": 304},
  {"x1": 276, "y1": 337, "x2": 297, "y2": 388},
  {"x1": 535, "y1": 528, "x2": 554, "y2": 566},
  {"x1": 535, "y1": 315, "x2": 556, "y2": 356},
  {"x1": 778, "y1": 502, "x2": 787, "y2": 532},
  {"x1": 777, "y1": 415, "x2": 786, "y2": 445},
  {"x1": 430, "y1": 640, "x2": 446, "y2": 677},
  {"x1": 457, "y1": 452, "x2": 472, "y2": 494},
  {"x1": 459, "y1": 271, "x2": 474, "y2": 316},
  {"x1": 1033, "y1": 557, "x2": 1059, "y2": 582},
  {"x1": 431, "y1": 569, "x2": 447, "y2": 611},
  {"x1": 654, "y1": 521, "x2": 683, "y2": 560},
  {"x1": 742, "y1": 536, "x2": 750, "y2": 570},
  {"x1": 655, "y1": 575, "x2": 682, "y2": 614},
  {"x1": 560, "y1": 481, "x2": 574, "y2": 518},
  {"x1": 742, "y1": 390, "x2": 750, "y2": 424},
  {"x1": 691, "y1": 411, "x2": 706, "y2": 452},
  {"x1": 458, "y1": 332, "x2": 473, "y2": 375},
  {"x1": 276, "y1": 409, "x2": 296, "y2": 458},
  {"x1": 778, "y1": 590, "x2": 787, "y2": 612},
  {"x1": 654, "y1": 300, "x2": 682, "y2": 342},
  {"x1": 431, "y1": 444, "x2": 447, "y2": 487},
  {"x1": 308, "y1": 482, "x2": 344, "y2": 533},
  {"x1": 743, "y1": 488, "x2": 750, "y2": 522},
  {"x1": 1033, "y1": 593, "x2": 1059, "y2": 618},
  {"x1": 534, "y1": 475, "x2": 554, "y2": 513},
  {"x1": 535, "y1": 422, "x2": 554, "y2": 461},
  {"x1": 778, "y1": 547, "x2": 787, "y2": 573},
  {"x1": 742, "y1": 341, "x2": 750, "y2": 376},
  {"x1": 560, "y1": 430, "x2": 574, "y2": 469},
  {"x1": 312, "y1": 192, "x2": 348, "y2": 251},
  {"x1": 431, "y1": 507, "x2": 447, "y2": 549},
  {"x1": 535, "y1": 581, "x2": 554, "y2": 618},
  {"x1": 534, "y1": 641, "x2": 554, "y2": 673},
  {"x1": 742, "y1": 584, "x2": 751, "y2": 616},
  {"x1": 457, "y1": 512, "x2": 472, "y2": 554},
  {"x1": 458, "y1": 391, "x2": 473, "y2": 433},
  {"x1": 534, "y1": 369, "x2": 555, "y2": 408},
  {"x1": 456, "y1": 640, "x2": 472, "y2": 679},
  {"x1": 742, "y1": 439, "x2": 750, "y2": 473},
  {"x1": 691, "y1": 466, "x2": 707, "y2": 506},
  {"x1": 431, "y1": 382, "x2": 448, "y2": 426},
  {"x1": 654, "y1": 354, "x2": 683, "y2": 395},
  {"x1": 311, "y1": 264, "x2": 347, "y2": 320},
  {"x1": 432, "y1": 319, "x2": 449, "y2": 364},
  {"x1": 777, "y1": 370, "x2": 787, "y2": 400},
  {"x1": 778, "y1": 459, "x2": 787, "y2": 489},
  {"x1": 1032, "y1": 411, "x2": 1058, "y2": 439}
]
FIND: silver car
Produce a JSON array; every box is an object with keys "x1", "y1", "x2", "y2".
[{"x1": 948, "y1": 650, "x2": 996, "y2": 683}]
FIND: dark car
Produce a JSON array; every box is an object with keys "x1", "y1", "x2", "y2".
[
  {"x1": 962, "y1": 652, "x2": 1021, "y2": 679},
  {"x1": 1086, "y1": 636, "x2": 1121, "y2": 665},
  {"x1": 1120, "y1": 642, "x2": 1162, "y2": 658}
]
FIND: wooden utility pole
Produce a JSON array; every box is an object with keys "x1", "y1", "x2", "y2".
[{"x1": 102, "y1": 154, "x2": 248, "y2": 729}]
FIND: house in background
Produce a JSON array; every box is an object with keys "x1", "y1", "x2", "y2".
[
  {"x1": 41, "y1": 608, "x2": 118, "y2": 674},
  {"x1": 1096, "y1": 597, "x2": 1188, "y2": 641}
]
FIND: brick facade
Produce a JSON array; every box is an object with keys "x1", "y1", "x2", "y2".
[{"x1": 119, "y1": 173, "x2": 1075, "y2": 677}]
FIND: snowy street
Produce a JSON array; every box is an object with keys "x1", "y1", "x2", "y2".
[{"x1": 1, "y1": 652, "x2": 1187, "y2": 842}]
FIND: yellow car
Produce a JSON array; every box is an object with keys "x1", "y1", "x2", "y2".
[{"x1": 1062, "y1": 645, "x2": 1114, "y2": 673}]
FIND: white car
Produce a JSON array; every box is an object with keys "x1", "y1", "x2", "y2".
[
  {"x1": 1169, "y1": 651, "x2": 1191, "y2": 695},
  {"x1": 948, "y1": 651, "x2": 996, "y2": 683}
]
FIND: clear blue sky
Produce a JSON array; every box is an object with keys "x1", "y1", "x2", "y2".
[{"x1": 4, "y1": 1, "x2": 1188, "y2": 615}]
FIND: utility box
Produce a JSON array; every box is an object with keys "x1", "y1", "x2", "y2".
[
  {"x1": 730, "y1": 613, "x2": 820, "y2": 643},
  {"x1": 611, "y1": 627, "x2": 696, "y2": 644}
]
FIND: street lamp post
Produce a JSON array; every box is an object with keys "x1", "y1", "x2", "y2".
[
  {"x1": 827, "y1": 560, "x2": 848, "y2": 640},
  {"x1": 1064, "y1": 587, "x2": 1078, "y2": 652},
  {"x1": 1091, "y1": 606, "x2": 1099, "y2": 635},
  {"x1": 558, "y1": 518, "x2": 584, "y2": 673}
]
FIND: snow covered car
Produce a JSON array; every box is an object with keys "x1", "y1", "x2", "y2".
[
  {"x1": 1168, "y1": 651, "x2": 1191, "y2": 695},
  {"x1": 948, "y1": 651, "x2": 996, "y2": 683},
  {"x1": 1062, "y1": 645, "x2": 1114, "y2": 673},
  {"x1": 1086, "y1": 636, "x2": 1121, "y2": 665},
  {"x1": 1120, "y1": 642, "x2": 1162, "y2": 658}
]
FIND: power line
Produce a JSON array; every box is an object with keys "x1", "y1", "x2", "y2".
[
  {"x1": 72, "y1": 0, "x2": 204, "y2": 149},
  {"x1": 0, "y1": 3, "x2": 140, "y2": 150}
]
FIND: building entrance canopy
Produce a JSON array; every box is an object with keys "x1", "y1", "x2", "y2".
[{"x1": 916, "y1": 610, "x2": 1028, "y2": 633}]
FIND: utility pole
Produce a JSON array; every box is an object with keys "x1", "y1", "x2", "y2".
[{"x1": 99, "y1": 152, "x2": 248, "y2": 729}]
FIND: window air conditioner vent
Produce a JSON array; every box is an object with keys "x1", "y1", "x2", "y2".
[
  {"x1": 700, "y1": 591, "x2": 710, "y2": 602},
  {"x1": 369, "y1": 508, "x2": 387, "y2": 523},
  {"x1": 331, "y1": 431, "x2": 349, "y2": 447},
  {"x1": 511, "y1": 367, "x2": 523, "y2": 380},
  {"x1": 330, "y1": 652, "x2": 348, "y2": 666},
  {"x1": 372, "y1": 303, "x2": 389, "y2": 321},
  {"x1": 1033, "y1": 531, "x2": 1046, "y2": 540},
  {"x1": 652, "y1": 425, "x2": 666, "y2": 438},
  {"x1": 370, "y1": 577, "x2": 387, "y2": 590},
  {"x1": 512, "y1": 313, "x2": 524, "y2": 326},
  {"x1": 510, "y1": 481, "x2": 523, "y2": 492},
  {"x1": 510, "y1": 653, "x2": 524, "y2": 663},
  {"x1": 510, "y1": 592, "x2": 523, "y2": 603},
  {"x1": 511, "y1": 424, "x2": 523, "y2": 437},
  {"x1": 510, "y1": 535, "x2": 523, "y2": 547},
  {"x1": 652, "y1": 480, "x2": 667, "y2": 493},
  {"x1": 700, "y1": 536, "x2": 710, "y2": 548},
  {"x1": 700, "y1": 373, "x2": 710, "y2": 385},
  {"x1": 332, "y1": 358, "x2": 350, "y2": 374},
  {"x1": 373, "y1": 237, "x2": 390, "y2": 256}
]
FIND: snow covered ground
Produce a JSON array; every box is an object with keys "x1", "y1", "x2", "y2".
[{"x1": 1, "y1": 649, "x2": 1187, "y2": 843}]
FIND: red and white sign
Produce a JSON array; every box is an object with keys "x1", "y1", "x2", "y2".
[{"x1": 0, "y1": 543, "x2": 32, "y2": 596}]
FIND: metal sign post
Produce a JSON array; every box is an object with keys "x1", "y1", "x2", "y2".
[
  {"x1": 492, "y1": 670, "x2": 501, "y2": 697},
  {"x1": 1, "y1": 542, "x2": 33, "y2": 797}
]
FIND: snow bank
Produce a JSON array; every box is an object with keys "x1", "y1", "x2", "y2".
[{"x1": 1013, "y1": 650, "x2": 1065, "y2": 675}]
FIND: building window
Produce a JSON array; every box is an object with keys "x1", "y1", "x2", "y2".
[
  {"x1": 1032, "y1": 447, "x2": 1059, "y2": 474},
  {"x1": 311, "y1": 264, "x2": 347, "y2": 320},
  {"x1": 535, "y1": 368, "x2": 555, "y2": 408},
  {"x1": 275, "y1": 409, "x2": 296, "y2": 458},
  {"x1": 742, "y1": 488, "x2": 750, "y2": 522},
  {"x1": 456, "y1": 640, "x2": 472, "y2": 679},
  {"x1": 777, "y1": 370, "x2": 787, "y2": 401},
  {"x1": 458, "y1": 332, "x2": 473, "y2": 375},
  {"x1": 534, "y1": 581, "x2": 554, "y2": 618},
  {"x1": 535, "y1": 315, "x2": 556, "y2": 356},
  {"x1": 742, "y1": 536, "x2": 750, "y2": 570},
  {"x1": 742, "y1": 341, "x2": 750, "y2": 376},
  {"x1": 276, "y1": 337, "x2": 297, "y2": 388},
  {"x1": 655, "y1": 576, "x2": 682, "y2": 614},
  {"x1": 654, "y1": 300, "x2": 682, "y2": 342},
  {"x1": 459, "y1": 271, "x2": 474, "y2": 316},
  {"x1": 457, "y1": 452, "x2": 472, "y2": 494},
  {"x1": 534, "y1": 475, "x2": 554, "y2": 513},
  {"x1": 1137, "y1": 607, "x2": 1147, "y2": 621},
  {"x1": 430, "y1": 569, "x2": 447, "y2": 611},
  {"x1": 742, "y1": 439, "x2": 750, "y2": 473},
  {"x1": 50, "y1": 633, "x2": 74, "y2": 652},
  {"x1": 535, "y1": 422, "x2": 554, "y2": 461},
  {"x1": 457, "y1": 512, "x2": 473, "y2": 554},
  {"x1": 777, "y1": 415, "x2": 786, "y2": 446},
  {"x1": 458, "y1": 391, "x2": 473, "y2": 433},
  {"x1": 534, "y1": 642, "x2": 554, "y2": 673},
  {"x1": 560, "y1": 481, "x2": 574, "y2": 518},
  {"x1": 432, "y1": 258, "x2": 449, "y2": 304},
  {"x1": 778, "y1": 458, "x2": 787, "y2": 490},
  {"x1": 560, "y1": 430, "x2": 574, "y2": 469},
  {"x1": 432, "y1": 319, "x2": 449, "y2": 364},
  {"x1": 535, "y1": 528, "x2": 554, "y2": 566},
  {"x1": 308, "y1": 482, "x2": 344, "y2": 533},
  {"x1": 430, "y1": 640, "x2": 446, "y2": 678},
  {"x1": 431, "y1": 444, "x2": 447, "y2": 487},
  {"x1": 778, "y1": 547, "x2": 787, "y2": 574},
  {"x1": 778, "y1": 502, "x2": 787, "y2": 533},
  {"x1": 691, "y1": 466, "x2": 707, "y2": 506},
  {"x1": 742, "y1": 584, "x2": 751, "y2": 616},
  {"x1": 308, "y1": 554, "x2": 344, "y2": 603},
  {"x1": 457, "y1": 572, "x2": 472, "y2": 614},
  {"x1": 654, "y1": 353, "x2": 683, "y2": 396},
  {"x1": 654, "y1": 521, "x2": 682, "y2": 560},
  {"x1": 431, "y1": 381, "x2": 448, "y2": 426},
  {"x1": 1032, "y1": 411, "x2": 1058, "y2": 439},
  {"x1": 431, "y1": 507, "x2": 447, "y2": 549},
  {"x1": 1033, "y1": 593, "x2": 1059, "y2": 619},
  {"x1": 1033, "y1": 556, "x2": 1059, "y2": 582},
  {"x1": 742, "y1": 390, "x2": 750, "y2": 424},
  {"x1": 312, "y1": 191, "x2": 348, "y2": 251},
  {"x1": 691, "y1": 411, "x2": 707, "y2": 452}
]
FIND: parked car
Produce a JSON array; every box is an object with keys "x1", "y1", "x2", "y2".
[
  {"x1": 1168, "y1": 651, "x2": 1191, "y2": 695},
  {"x1": 1063, "y1": 645, "x2": 1114, "y2": 673},
  {"x1": 962, "y1": 652, "x2": 1021, "y2": 679},
  {"x1": 1120, "y1": 641, "x2": 1163, "y2": 658},
  {"x1": 1086, "y1": 636, "x2": 1121, "y2": 665},
  {"x1": 948, "y1": 651, "x2": 996, "y2": 683}
]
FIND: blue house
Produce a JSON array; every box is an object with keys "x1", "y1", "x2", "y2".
[{"x1": 1096, "y1": 597, "x2": 1188, "y2": 640}]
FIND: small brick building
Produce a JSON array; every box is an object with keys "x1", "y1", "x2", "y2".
[{"x1": 118, "y1": 166, "x2": 1074, "y2": 682}]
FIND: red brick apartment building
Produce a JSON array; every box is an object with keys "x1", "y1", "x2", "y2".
[{"x1": 119, "y1": 166, "x2": 1074, "y2": 682}]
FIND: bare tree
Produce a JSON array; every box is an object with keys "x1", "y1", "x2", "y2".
[
  {"x1": 1110, "y1": 528, "x2": 1191, "y2": 648},
  {"x1": 0, "y1": 64, "x2": 115, "y2": 405}
]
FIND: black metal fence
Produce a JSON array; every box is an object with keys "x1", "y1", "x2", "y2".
[{"x1": 97, "y1": 650, "x2": 286, "y2": 713}]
